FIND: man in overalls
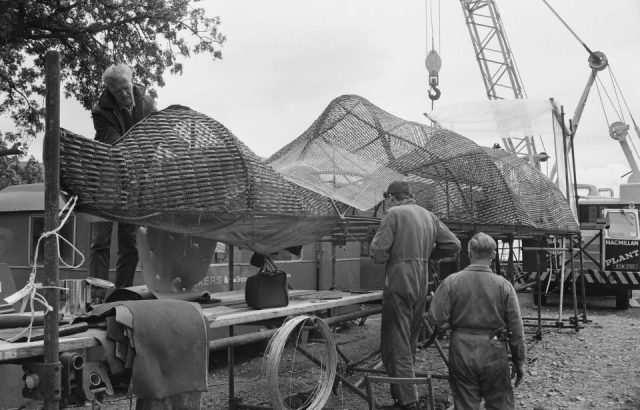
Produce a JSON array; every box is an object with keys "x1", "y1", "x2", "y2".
[
  {"x1": 370, "y1": 180, "x2": 461, "y2": 409},
  {"x1": 427, "y1": 232, "x2": 525, "y2": 409}
]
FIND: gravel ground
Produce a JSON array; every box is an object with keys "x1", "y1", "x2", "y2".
[{"x1": 76, "y1": 290, "x2": 640, "y2": 409}]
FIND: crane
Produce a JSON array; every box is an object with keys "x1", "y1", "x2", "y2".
[{"x1": 457, "y1": 0, "x2": 552, "y2": 175}]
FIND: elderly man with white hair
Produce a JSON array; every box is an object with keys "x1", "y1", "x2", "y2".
[
  {"x1": 88, "y1": 64, "x2": 156, "y2": 302},
  {"x1": 427, "y1": 232, "x2": 525, "y2": 410}
]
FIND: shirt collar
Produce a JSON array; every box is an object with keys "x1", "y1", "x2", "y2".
[
  {"x1": 389, "y1": 198, "x2": 417, "y2": 208},
  {"x1": 466, "y1": 264, "x2": 494, "y2": 272}
]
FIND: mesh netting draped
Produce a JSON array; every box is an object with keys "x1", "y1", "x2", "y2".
[
  {"x1": 59, "y1": 105, "x2": 339, "y2": 254},
  {"x1": 268, "y1": 95, "x2": 579, "y2": 235}
]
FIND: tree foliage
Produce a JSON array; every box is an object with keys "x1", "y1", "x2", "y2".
[
  {"x1": 0, "y1": 132, "x2": 43, "y2": 189},
  {"x1": 0, "y1": 0, "x2": 225, "y2": 146}
]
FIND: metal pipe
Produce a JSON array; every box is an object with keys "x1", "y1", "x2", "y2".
[
  {"x1": 569, "y1": 237, "x2": 579, "y2": 332},
  {"x1": 422, "y1": 319, "x2": 449, "y2": 367},
  {"x1": 576, "y1": 235, "x2": 589, "y2": 323},
  {"x1": 315, "y1": 241, "x2": 321, "y2": 291},
  {"x1": 507, "y1": 236, "x2": 514, "y2": 284},
  {"x1": 234, "y1": 403, "x2": 272, "y2": 410},
  {"x1": 557, "y1": 238, "x2": 566, "y2": 323},
  {"x1": 331, "y1": 243, "x2": 337, "y2": 290},
  {"x1": 228, "y1": 245, "x2": 235, "y2": 409},
  {"x1": 296, "y1": 344, "x2": 370, "y2": 403},
  {"x1": 43, "y1": 49, "x2": 61, "y2": 410},
  {"x1": 349, "y1": 366, "x2": 448, "y2": 381},
  {"x1": 209, "y1": 307, "x2": 382, "y2": 351},
  {"x1": 536, "y1": 253, "x2": 542, "y2": 340}
]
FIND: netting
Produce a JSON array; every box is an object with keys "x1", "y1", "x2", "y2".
[
  {"x1": 59, "y1": 105, "x2": 339, "y2": 255},
  {"x1": 59, "y1": 97, "x2": 579, "y2": 256},
  {"x1": 268, "y1": 95, "x2": 579, "y2": 235}
]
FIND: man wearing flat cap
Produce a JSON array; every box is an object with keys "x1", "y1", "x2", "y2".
[{"x1": 370, "y1": 180, "x2": 461, "y2": 410}]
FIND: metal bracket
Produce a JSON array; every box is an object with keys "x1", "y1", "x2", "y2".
[
  {"x1": 81, "y1": 361, "x2": 114, "y2": 402},
  {"x1": 22, "y1": 361, "x2": 62, "y2": 401}
]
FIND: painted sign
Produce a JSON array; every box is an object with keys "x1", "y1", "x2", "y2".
[{"x1": 603, "y1": 239, "x2": 640, "y2": 271}]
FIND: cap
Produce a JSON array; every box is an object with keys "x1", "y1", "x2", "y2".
[{"x1": 384, "y1": 180, "x2": 411, "y2": 198}]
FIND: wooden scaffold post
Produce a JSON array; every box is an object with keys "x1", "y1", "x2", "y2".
[{"x1": 43, "y1": 49, "x2": 62, "y2": 410}]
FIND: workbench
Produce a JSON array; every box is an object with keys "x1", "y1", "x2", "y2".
[{"x1": 0, "y1": 289, "x2": 382, "y2": 362}]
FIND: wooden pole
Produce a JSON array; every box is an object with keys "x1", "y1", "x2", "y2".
[{"x1": 43, "y1": 50, "x2": 61, "y2": 410}]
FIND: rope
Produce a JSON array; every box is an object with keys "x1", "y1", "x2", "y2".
[
  {"x1": 263, "y1": 315, "x2": 337, "y2": 410},
  {"x1": 3, "y1": 195, "x2": 85, "y2": 342}
]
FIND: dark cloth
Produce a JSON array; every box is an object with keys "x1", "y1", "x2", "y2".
[
  {"x1": 370, "y1": 198, "x2": 460, "y2": 406},
  {"x1": 89, "y1": 222, "x2": 139, "y2": 294},
  {"x1": 427, "y1": 265, "x2": 525, "y2": 409},
  {"x1": 123, "y1": 300, "x2": 209, "y2": 399},
  {"x1": 78, "y1": 300, "x2": 209, "y2": 399},
  {"x1": 89, "y1": 84, "x2": 155, "y2": 292}
]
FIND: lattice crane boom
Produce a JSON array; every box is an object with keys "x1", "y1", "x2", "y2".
[
  {"x1": 459, "y1": 0, "x2": 552, "y2": 175},
  {"x1": 460, "y1": 0, "x2": 525, "y2": 100}
]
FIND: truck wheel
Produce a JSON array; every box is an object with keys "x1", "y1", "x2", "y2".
[{"x1": 615, "y1": 289, "x2": 630, "y2": 310}]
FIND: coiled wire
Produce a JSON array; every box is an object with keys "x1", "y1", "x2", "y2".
[{"x1": 263, "y1": 315, "x2": 337, "y2": 410}]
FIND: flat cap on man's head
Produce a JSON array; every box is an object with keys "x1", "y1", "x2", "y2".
[{"x1": 386, "y1": 180, "x2": 411, "y2": 196}]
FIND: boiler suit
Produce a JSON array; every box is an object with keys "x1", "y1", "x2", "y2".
[
  {"x1": 370, "y1": 199, "x2": 460, "y2": 407},
  {"x1": 427, "y1": 265, "x2": 525, "y2": 410}
]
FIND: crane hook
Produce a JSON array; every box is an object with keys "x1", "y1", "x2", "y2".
[{"x1": 428, "y1": 86, "x2": 441, "y2": 101}]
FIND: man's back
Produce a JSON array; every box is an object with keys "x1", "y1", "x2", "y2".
[
  {"x1": 426, "y1": 233, "x2": 525, "y2": 410},
  {"x1": 432, "y1": 266, "x2": 517, "y2": 332},
  {"x1": 370, "y1": 199, "x2": 460, "y2": 264}
]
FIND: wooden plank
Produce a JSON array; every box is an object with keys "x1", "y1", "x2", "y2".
[
  {"x1": 205, "y1": 290, "x2": 382, "y2": 328},
  {"x1": 208, "y1": 289, "x2": 317, "y2": 305},
  {"x1": 0, "y1": 336, "x2": 99, "y2": 362}
]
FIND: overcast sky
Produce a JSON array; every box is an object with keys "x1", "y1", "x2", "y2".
[{"x1": 14, "y1": 0, "x2": 640, "y2": 195}]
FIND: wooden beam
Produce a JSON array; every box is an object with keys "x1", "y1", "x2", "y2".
[{"x1": 43, "y1": 49, "x2": 61, "y2": 410}]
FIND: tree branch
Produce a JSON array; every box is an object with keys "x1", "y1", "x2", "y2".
[{"x1": 0, "y1": 148, "x2": 23, "y2": 157}]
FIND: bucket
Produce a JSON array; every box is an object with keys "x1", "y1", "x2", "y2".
[{"x1": 60, "y1": 278, "x2": 114, "y2": 316}]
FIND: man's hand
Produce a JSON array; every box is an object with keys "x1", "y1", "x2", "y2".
[{"x1": 511, "y1": 361, "x2": 525, "y2": 387}]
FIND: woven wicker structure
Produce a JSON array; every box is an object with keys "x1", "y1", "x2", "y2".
[
  {"x1": 60, "y1": 105, "x2": 338, "y2": 254},
  {"x1": 60, "y1": 97, "x2": 578, "y2": 256},
  {"x1": 268, "y1": 95, "x2": 579, "y2": 236}
]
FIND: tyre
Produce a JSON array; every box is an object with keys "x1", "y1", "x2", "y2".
[{"x1": 615, "y1": 289, "x2": 630, "y2": 310}]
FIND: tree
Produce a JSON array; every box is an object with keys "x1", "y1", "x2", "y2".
[
  {"x1": 0, "y1": 132, "x2": 42, "y2": 189},
  {"x1": 0, "y1": 0, "x2": 225, "y2": 147}
]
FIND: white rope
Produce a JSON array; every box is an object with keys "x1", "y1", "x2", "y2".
[
  {"x1": 3, "y1": 195, "x2": 85, "y2": 342},
  {"x1": 263, "y1": 315, "x2": 337, "y2": 410}
]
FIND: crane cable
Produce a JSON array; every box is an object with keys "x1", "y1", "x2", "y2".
[
  {"x1": 543, "y1": 0, "x2": 640, "y2": 169},
  {"x1": 540, "y1": 0, "x2": 598, "y2": 60},
  {"x1": 425, "y1": 0, "x2": 442, "y2": 108},
  {"x1": 609, "y1": 67, "x2": 640, "y2": 150},
  {"x1": 594, "y1": 67, "x2": 640, "y2": 171}
]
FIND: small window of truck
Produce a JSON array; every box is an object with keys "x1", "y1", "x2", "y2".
[{"x1": 605, "y1": 209, "x2": 639, "y2": 239}]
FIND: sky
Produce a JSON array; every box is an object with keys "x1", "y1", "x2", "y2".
[{"x1": 10, "y1": 0, "x2": 640, "y2": 196}]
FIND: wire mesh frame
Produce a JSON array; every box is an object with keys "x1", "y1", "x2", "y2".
[{"x1": 272, "y1": 95, "x2": 580, "y2": 239}]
